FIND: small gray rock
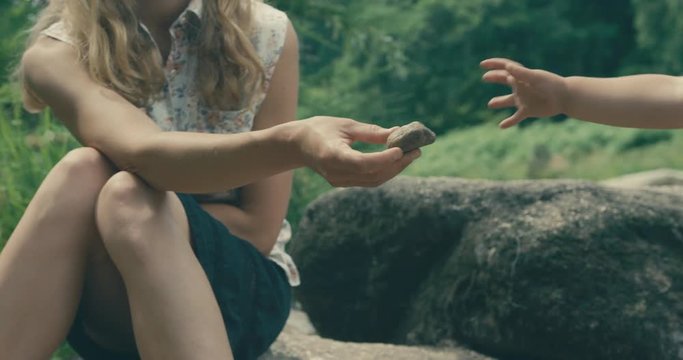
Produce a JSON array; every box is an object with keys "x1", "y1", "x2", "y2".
[{"x1": 386, "y1": 121, "x2": 436, "y2": 152}]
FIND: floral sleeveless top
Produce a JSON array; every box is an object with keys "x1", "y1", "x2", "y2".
[{"x1": 42, "y1": 0, "x2": 300, "y2": 286}]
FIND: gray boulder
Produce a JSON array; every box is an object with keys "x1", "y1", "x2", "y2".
[{"x1": 289, "y1": 177, "x2": 683, "y2": 360}]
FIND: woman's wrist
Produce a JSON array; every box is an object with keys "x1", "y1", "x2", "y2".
[{"x1": 267, "y1": 120, "x2": 308, "y2": 169}]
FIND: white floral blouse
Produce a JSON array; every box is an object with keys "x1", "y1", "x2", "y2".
[{"x1": 42, "y1": 0, "x2": 300, "y2": 286}]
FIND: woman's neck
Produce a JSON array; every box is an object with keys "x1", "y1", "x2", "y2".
[{"x1": 136, "y1": 0, "x2": 192, "y2": 30}]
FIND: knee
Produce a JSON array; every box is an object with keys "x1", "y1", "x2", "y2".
[
  {"x1": 37, "y1": 148, "x2": 113, "y2": 213},
  {"x1": 54, "y1": 147, "x2": 113, "y2": 189},
  {"x1": 13, "y1": 148, "x2": 113, "y2": 251},
  {"x1": 96, "y1": 171, "x2": 161, "y2": 260}
]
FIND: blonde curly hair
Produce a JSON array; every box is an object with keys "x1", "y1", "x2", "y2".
[{"x1": 20, "y1": 0, "x2": 265, "y2": 112}]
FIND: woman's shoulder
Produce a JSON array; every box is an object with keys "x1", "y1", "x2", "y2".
[
  {"x1": 21, "y1": 36, "x2": 86, "y2": 112},
  {"x1": 250, "y1": 2, "x2": 290, "y2": 69},
  {"x1": 40, "y1": 21, "x2": 77, "y2": 47},
  {"x1": 252, "y1": 1, "x2": 288, "y2": 25}
]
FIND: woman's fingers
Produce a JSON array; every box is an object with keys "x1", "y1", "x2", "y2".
[
  {"x1": 381, "y1": 148, "x2": 421, "y2": 176},
  {"x1": 324, "y1": 148, "x2": 421, "y2": 187},
  {"x1": 364, "y1": 148, "x2": 421, "y2": 187},
  {"x1": 303, "y1": 116, "x2": 424, "y2": 187},
  {"x1": 343, "y1": 147, "x2": 404, "y2": 173},
  {"x1": 488, "y1": 94, "x2": 515, "y2": 109},
  {"x1": 335, "y1": 149, "x2": 421, "y2": 187},
  {"x1": 347, "y1": 121, "x2": 398, "y2": 144}
]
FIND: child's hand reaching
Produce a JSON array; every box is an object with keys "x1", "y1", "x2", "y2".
[{"x1": 481, "y1": 58, "x2": 568, "y2": 129}]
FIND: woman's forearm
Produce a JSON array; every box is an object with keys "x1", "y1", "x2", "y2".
[
  {"x1": 564, "y1": 75, "x2": 683, "y2": 129},
  {"x1": 125, "y1": 122, "x2": 303, "y2": 193},
  {"x1": 27, "y1": 35, "x2": 416, "y2": 195},
  {"x1": 24, "y1": 39, "x2": 302, "y2": 194}
]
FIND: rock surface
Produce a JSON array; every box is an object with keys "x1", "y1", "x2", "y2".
[
  {"x1": 260, "y1": 310, "x2": 492, "y2": 360},
  {"x1": 601, "y1": 168, "x2": 683, "y2": 195},
  {"x1": 290, "y1": 177, "x2": 683, "y2": 360},
  {"x1": 601, "y1": 168, "x2": 683, "y2": 188},
  {"x1": 386, "y1": 121, "x2": 436, "y2": 152}
]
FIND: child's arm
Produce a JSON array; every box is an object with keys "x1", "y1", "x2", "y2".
[{"x1": 481, "y1": 57, "x2": 683, "y2": 129}]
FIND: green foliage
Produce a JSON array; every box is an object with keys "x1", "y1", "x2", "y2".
[
  {"x1": 630, "y1": 0, "x2": 683, "y2": 74},
  {"x1": 617, "y1": 130, "x2": 673, "y2": 152},
  {"x1": 0, "y1": 0, "x2": 39, "y2": 82},
  {"x1": 50, "y1": 344, "x2": 78, "y2": 360}
]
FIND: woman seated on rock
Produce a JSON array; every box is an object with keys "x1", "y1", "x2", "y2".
[
  {"x1": 482, "y1": 57, "x2": 683, "y2": 130},
  {"x1": 0, "y1": 0, "x2": 421, "y2": 359}
]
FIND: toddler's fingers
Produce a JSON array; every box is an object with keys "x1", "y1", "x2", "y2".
[
  {"x1": 488, "y1": 94, "x2": 516, "y2": 109},
  {"x1": 499, "y1": 110, "x2": 526, "y2": 129},
  {"x1": 506, "y1": 64, "x2": 542, "y2": 84},
  {"x1": 482, "y1": 70, "x2": 510, "y2": 85},
  {"x1": 481, "y1": 58, "x2": 523, "y2": 70}
]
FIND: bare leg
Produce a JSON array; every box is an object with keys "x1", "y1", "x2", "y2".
[
  {"x1": 0, "y1": 148, "x2": 114, "y2": 358},
  {"x1": 96, "y1": 172, "x2": 233, "y2": 359},
  {"x1": 76, "y1": 230, "x2": 137, "y2": 352}
]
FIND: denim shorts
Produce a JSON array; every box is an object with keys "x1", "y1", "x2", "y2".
[{"x1": 67, "y1": 193, "x2": 291, "y2": 360}]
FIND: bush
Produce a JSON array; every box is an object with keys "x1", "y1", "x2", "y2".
[{"x1": 617, "y1": 130, "x2": 673, "y2": 152}]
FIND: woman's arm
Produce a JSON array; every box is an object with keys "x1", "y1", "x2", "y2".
[
  {"x1": 201, "y1": 21, "x2": 298, "y2": 254},
  {"x1": 481, "y1": 57, "x2": 683, "y2": 129},
  {"x1": 22, "y1": 37, "x2": 418, "y2": 193}
]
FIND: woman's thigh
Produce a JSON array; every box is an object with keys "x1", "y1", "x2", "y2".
[{"x1": 0, "y1": 147, "x2": 115, "y2": 357}]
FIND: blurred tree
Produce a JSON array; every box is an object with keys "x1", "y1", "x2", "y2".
[
  {"x1": 631, "y1": 0, "x2": 683, "y2": 74},
  {"x1": 0, "y1": 0, "x2": 40, "y2": 83},
  {"x1": 275, "y1": 0, "x2": 637, "y2": 132}
]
